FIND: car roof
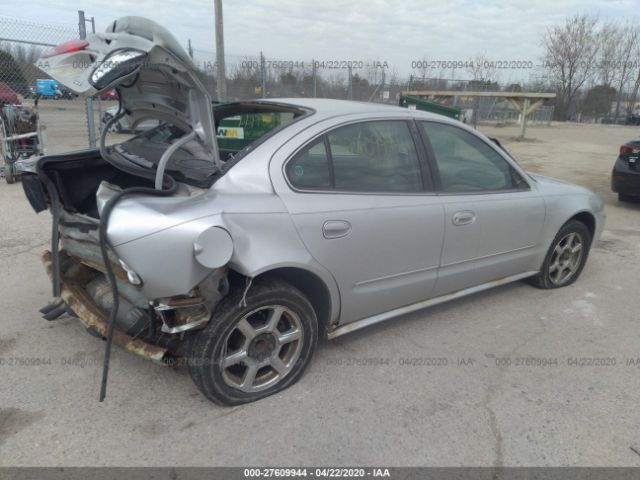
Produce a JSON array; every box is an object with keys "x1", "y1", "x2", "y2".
[{"x1": 255, "y1": 97, "x2": 449, "y2": 122}]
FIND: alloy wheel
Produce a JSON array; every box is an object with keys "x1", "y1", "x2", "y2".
[
  {"x1": 548, "y1": 232, "x2": 584, "y2": 286},
  {"x1": 220, "y1": 305, "x2": 304, "y2": 393}
]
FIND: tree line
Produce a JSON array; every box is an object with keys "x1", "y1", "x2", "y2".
[{"x1": 541, "y1": 14, "x2": 639, "y2": 121}]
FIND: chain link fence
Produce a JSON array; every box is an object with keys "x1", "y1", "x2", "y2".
[
  {"x1": 0, "y1": 13, "x2": 555, "y2": 165},
  {"x1": 0, "y1": 15, "x2": 106, "y2": 158},
  {"x1": 0, "y1": 16, "x2": 79, "y2": 97},
  {"x1": 190, "y1": 50, "x2": 401, "y2": 103},
  {"x1": 188, "y1": 52, "x2": 554, "y2": 125}
]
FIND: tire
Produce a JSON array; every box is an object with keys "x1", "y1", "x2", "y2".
[
  {"x1": 529, "y1": 220, "x2": 591, "y2": 289},
  {"x1": 187, "y1": 279, "x2": 318, "y2": 405},
  {"x1": 618, "y1": 193, "x2": 635, "y2": 202}
]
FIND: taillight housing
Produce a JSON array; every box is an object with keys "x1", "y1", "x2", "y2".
[
  {"x1": 620, "y1": 144, "x2": 632, "y2": 155},
  {"x1": 41, "y1": 39, "x2": 89, "y2": 59},
  {"x1": 89, "y1": 49, "x2": 146, "y2": 91}
]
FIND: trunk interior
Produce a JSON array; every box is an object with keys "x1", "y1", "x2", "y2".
[{"x1": 37, "y1": 150, "x2": 154, "y2": 218}]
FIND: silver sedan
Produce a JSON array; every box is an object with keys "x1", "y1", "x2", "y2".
[{"x1": 29, "y1": 16, "x2": 605, "y2": 405}]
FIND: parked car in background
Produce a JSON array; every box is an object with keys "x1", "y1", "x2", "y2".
[
  {"x1": 58, "y1": 87, "x2": 78, "y2": 100},
  {"x1": 612, "y1": 139, "x2": 640, "y2": 201},
  {"x1": 0, "y1": 82, "x2": 21, "y2": 105},
  {"x1": 35, "y1": 79, "x2": 63, "y2": 99},
  {"x1": 627, "y1": 113, "x2": 640, "y2": 126},
  {"x1": 27, "y1": 16, "x2": 606, "y2": 406}
]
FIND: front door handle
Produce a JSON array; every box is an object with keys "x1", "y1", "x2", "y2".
[
  {"x1": 452, "y1": 211, "x2": 476, "y2": 226},
  {"x1": 323, "y1": 220, "x2": 352, "y2": 239}
]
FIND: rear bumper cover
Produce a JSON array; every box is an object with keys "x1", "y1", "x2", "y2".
[{"x1": 42, "y1": 250, "x2": 167, "y2": 361}]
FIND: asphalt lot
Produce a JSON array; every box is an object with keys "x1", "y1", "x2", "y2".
[{"x1": 1, "y1": 102, "x2": 640, "y2": 466}]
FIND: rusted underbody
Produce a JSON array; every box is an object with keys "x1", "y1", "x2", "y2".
[{"x1": 42, "y1": 250, "x2": 168, "y2": 361}]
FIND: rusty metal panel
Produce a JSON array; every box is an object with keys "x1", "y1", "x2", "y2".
[{"x1": 42, "y1": 251, "x2": 167, "y2": 361}]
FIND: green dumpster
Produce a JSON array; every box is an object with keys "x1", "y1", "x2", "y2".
[
  {"x1": 399, "y1": 95, "x2": 461, "y2": 120},
  {"x1": 213, "y1": 100, "x2": 291, "y2": 152}
]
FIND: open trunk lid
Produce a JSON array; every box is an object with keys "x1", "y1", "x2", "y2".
[{"x1": 36, "y1": 16, "x2": 220, "y2": 169}]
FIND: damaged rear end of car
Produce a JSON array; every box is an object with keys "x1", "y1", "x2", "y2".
[
  {"x1": 32, "y1": 147, "x2": 231, "y2": 359},
  {"x1": 23, "y1": 16, "x2": 300, "y2": 402}
]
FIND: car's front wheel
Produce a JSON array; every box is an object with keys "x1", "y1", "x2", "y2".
[
  {"x1": 188, "y1": 279, "x2": 318, "y2": 405},
  {"x1": 529, "y1": 220, "x2": 591, "y2": 289}
]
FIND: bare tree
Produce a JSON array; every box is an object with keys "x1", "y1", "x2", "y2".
[
  {"x1": 466, "y1": 53, "x2": 497, "y2": 83},
  {"x1": 597, "y1": 22, "x2": 621, "y2": 87},
  {"x1": 542, "y1": 14, "x2": 600, "y2": 120},
  {"x1": 410, "y1": 55, "x2": 435, "y2": 89},
  {"x1": 611, "y1": 22, "x2": 640, "y2": 120},
  {"x1": 628, "y1": 67, "x2": 640, "y2": 116}
]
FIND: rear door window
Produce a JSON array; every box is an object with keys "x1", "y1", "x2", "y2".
[{"x1": 326, "y1": 121, "x2": 423, "y2": 193}]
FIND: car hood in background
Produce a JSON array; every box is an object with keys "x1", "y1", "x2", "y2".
[{"x1": 35, "y1": 16, "x2": 220, "y2": 167}]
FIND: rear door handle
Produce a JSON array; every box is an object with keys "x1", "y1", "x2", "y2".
[
  {"x1": 452, "y1": 211, "x2": 476, "y2": 226},
  {"x1": 323, "y1": 220, "x2": 352, "y2": 239}
]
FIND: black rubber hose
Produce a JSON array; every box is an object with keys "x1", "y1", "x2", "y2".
[
  {"x1": 97, "y1": 111, "x2": 177, "y2": 402},
  {"x1": 97, "y1": 181, "x2": 175, "y2": 402},
  {"x1": 47, "y1": 181, "x2": 62, "y2": 297},
  {"x1": 146, "y1": 306, "x2": 156, "y2": 341}
]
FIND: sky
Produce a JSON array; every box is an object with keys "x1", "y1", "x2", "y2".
[{"x1": 0, "y1": 0, "x2": 637, "y2": 83}]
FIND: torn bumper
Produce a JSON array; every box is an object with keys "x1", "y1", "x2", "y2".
[{"x1": 42, "y1": 250, "x2": 167, "y2": 361}]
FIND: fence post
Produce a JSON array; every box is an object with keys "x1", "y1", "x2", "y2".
[
  {"x1": 214, "y1": 0, "x2": 226, "y2": 101},
  {"x1": 90, "y1": 17, "x2": 102, "y2": 137},
  {"x1": 260, "y1": 52, "x2": 266, "y2": 99},
  {"x1": 312, "y1": 59, "x2": 317, "y2": 98},
  {"x1": 78, "y1": 10, "x2": 96, "y2": 149}
]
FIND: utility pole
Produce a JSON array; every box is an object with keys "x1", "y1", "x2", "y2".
[
  {"x1": 214, "y1": 0, "x2": 226, "y2": 101},
  {"x1": 187, "y1": 39, "x2": 193, "y2": 59},
  {"x1": 78, "y1": 10, "x2": 86, "y2": 39}
]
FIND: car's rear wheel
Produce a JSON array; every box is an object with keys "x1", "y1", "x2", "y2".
[
  {"x1": 529, "y1": 220, "x2": 591, "y2": 289},
  {"x1": 187, "y1": 279, "x2": 318, "y2": 405}
]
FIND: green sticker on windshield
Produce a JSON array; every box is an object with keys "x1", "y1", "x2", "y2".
[{"x1": 294, "y1": 165, "x2": 304, "y2": 177}]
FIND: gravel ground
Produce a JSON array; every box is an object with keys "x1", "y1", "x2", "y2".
[{"x1": 1, "y1": 107, "x2": 640, "y2": 466}]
